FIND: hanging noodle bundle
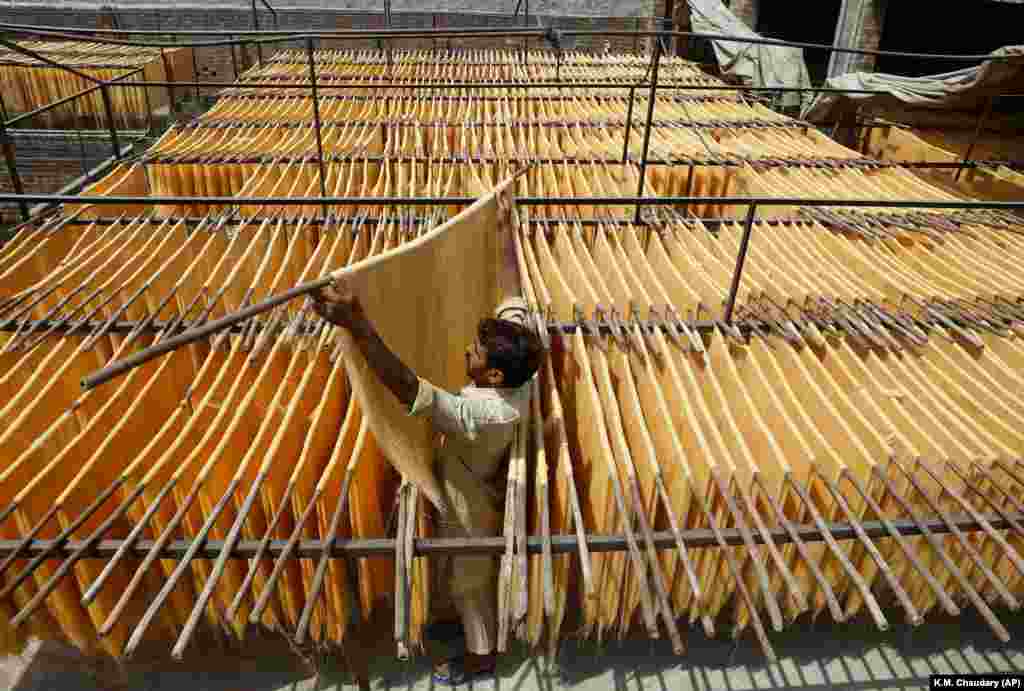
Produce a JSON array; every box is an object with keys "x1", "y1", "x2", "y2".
[{"x1": 0, "y1": 40, "x2": 189, "y2": 129}]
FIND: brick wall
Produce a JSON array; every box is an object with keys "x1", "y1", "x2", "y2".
[
  {"x1": 825, "y1": 0, "x2": 887, "y2": 78},
  {"x1": 853, "y1": 0, "x2": 887, "y2": 73},
  {"x1": 728, "y1": 0, "x2": 758, "y2": 30},
  {"x1": 0, "y1": 132, "x2": 115, "y2": 222}
]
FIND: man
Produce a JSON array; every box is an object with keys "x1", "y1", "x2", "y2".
[{"x1": 311, "y1": 236, "x2": 543, "y2": 685}]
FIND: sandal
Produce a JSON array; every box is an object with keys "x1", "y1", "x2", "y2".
[
  {"x1": 432, "y1": 654, "x2": 496, "y2": 686},
  {"x1": 433, "y1": 655, "x2": 468, "y2": 686}
]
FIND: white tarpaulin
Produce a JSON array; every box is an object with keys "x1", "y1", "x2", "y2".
[
  {"x1": 686, "y1": 0, "x2": 811, "y2": 107},
  {"x1": 803, "y1": 44, "x2": 1024, "y2": 122}
]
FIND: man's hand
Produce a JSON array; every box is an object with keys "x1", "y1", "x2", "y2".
[
  {"x1": 311, "y1": 281, "x2": 420, "y2": 407},
  {"x1": 311, "y1": 283, "x2": 368, "y2": 335}
]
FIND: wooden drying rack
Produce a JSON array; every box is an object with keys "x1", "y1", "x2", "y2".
[{"x1": 2, "y1": 25, "x2": 1024, "y2": 675}]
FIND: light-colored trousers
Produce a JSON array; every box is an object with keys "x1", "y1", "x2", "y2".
[{"x1": 435, "y1": 455, "x2": 502, "y2": 654}]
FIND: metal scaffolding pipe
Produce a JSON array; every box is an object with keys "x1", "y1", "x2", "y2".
[
  {"x1": 0, "y1": 511, "x2": 1018, "y2": 560},
  {"x1": 0, "y1": 22, "x2": 1019, "y2": 67},
  {"x1": 14, "y1": 214, "x2": 1010, "y2": 230},
  {"x1": 634, "y1": 38, "x2": 661, "y2": 223},
  {"x1": 107, "y1": 79, "x2": 910, "y2": 96},
  {"x1": 0, "y1": 118, "x2": 28, "y2": 221},
  {"x1": 723, "y1": 202, "x2": 757, "y2": 323},
  {"x1": 0, "y1": 193, "x2": 1021, "y2": 210},
  {"x1": 306, "y1": 36, "x2": 329, "y2": 217},
  {"x1": 141, "y1": 153, "x2": 1024, "y2": 171}
]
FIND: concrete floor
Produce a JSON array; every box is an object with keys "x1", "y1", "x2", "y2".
[{"x1": 4, "y1": 608, "x2": 1024, "y2": 691}]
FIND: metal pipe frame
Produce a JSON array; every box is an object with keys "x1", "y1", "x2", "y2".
[
  {"x1": 2, "y1": 23, "x2": 1007, "y2": 147},
  {"x1": 634, "y1": 38, "x2": 661, "y2": 223},
  {"x1": 111, "y1": 80, "x2": 749, "y2": 90},
  {"x1": 956, "y1": 95, "x2": 997, "y2": 182},
  {"x1": 2, "y1": 22, "x2": 1022, "y2": 67},
  {"x1": 232, "y1": 72, "x2": 723, "y2": 84},
  {"x1": 98, "y1": 84, "x2": 120, "y2": 159},
  {"x1": 140, "y1": 154, "x2": 1024, "y2": 171},
  {"x1": 109, "y1": 80, "x2": 952, "y2": 96},
  {"x1": 1, "y1": 23, "x2": 1021, "y2": 657},
  {"x1": 172, "y1": 117, "x2": 815, "y2": 131},
  {"x1": 263, "y1": 55, "x2": 712, "y2": 68},
  {"x1": 0, "y1": 510, "x2": 1018, "y2": 560},
  {"x1": 1, "y1": 27, "x2": 1020, "y2": 343},
  {"x1": 3, "y1": 67, "x2": 145, "y2": 129},
  {"x1": 5, "y1": 196, "x2": 1015, "y2": 346},
  {"x1": 0, "y1": 60, "x2": 148, "y2": 228},
  {"x1": 723, "y1": 202, "x2": 756, "y2": 322},
  {"x1": 0, "y1": 113, "x2": 29, "y2": 221},
  {"x1": 305, "y1": 36, "x2": 329, "y2": 218},
  {"x1": 0, "y1": 309, "x2": 981, "y2": 343},
  {"x1": 0, "y1": 316, "x2": 725, "y2": 338},
  {"x1": 16, "y1": 214, "x2": 1016, "y2": 230},
  {"x1": 1, "y1": 193, "x2": 1021, "y2": 210},
  {"x1": 252, "y1": 0, "x2": 264, "y2": 67}
]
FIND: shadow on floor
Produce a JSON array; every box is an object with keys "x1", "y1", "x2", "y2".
[
  {"x1": 10, "y1": 628, "x2": 312, "y2": 691},
  {"x1": 6, "y1": 608, "x2": 1024, "y2": 691},
  {"x1": 364, "y1": 607, "x2": 1024, "y2": 691}
]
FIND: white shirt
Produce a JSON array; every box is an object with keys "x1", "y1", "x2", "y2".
[
  {"x1": 410, "y1": 379, "x2": 530, "y2": 477},
  {"x1": 406, "y1": 297, "x2": 533, "y2": 539}
]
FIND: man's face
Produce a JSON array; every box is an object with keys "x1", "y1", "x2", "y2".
[
  {"x1": 466, "y1": 337, "x2": 504, "y2": 387},
  {"x1": 465, "y1": 336, "x2": 489, "y2": 382}
]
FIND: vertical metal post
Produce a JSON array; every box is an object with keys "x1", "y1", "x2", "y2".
[
  {"x1": 229, "y1": 35, "x2": 239, "y2": 81},
  {"x1": 723, "y1": 203, "x2": 757, "y2": 323},
  {"x1": 682, "y1": 162, "x2": 695, "y2": 215},
  {"x1": 141, "y1": 73, "x2": 154, "y2": 135},
  {"x1": 99, "y1": 84, "x2": 121, "y2": 160},
  {"x1": 307, "y1": 37, "x2": 328, "y2": 219},
  {"x1": 253, "y1": 0, "x2": 264, "y2": 67},
  {"x1": 160, "y1": 49, "x2": 175, "y2": 116},
  {"x1": 191, "y1": 43, "x2": 201, "y2": 101},
  {"x1": 384, "y1": 0, "x2": 392, "y2": 61},
  {"x1": 523, "y1": 0, "x2": 530, "y2": 62},
  {"x1": 75, "y1": 119, "x2": 89, "y2": 176},
  {"x1": 956, "y1": 95, "x2": 995, "y2": 181},
  {"x1": 663, "y1": 0, "x2": 676, "y2": 55},
  {"x1": 633, "y1": 39, "x2": 661, "y2": 224},
  {"x1": 622, "y1": 85, "x2": 636, "y2": 162},
  {"x1": 0, "y1": 115, "x2": 29, "y2": 221}
]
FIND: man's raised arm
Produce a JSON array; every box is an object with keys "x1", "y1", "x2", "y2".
[{"x1": 311, "y1": 285, "x2": 419, "y2": 409}]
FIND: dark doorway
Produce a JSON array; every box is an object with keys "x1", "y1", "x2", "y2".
[
  {"x1": 878, "y1": 0, "x2": 1024, "y2": 76},
  {"x1": 756, "y1": 0, "x2": 842, "y2": 84}
]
